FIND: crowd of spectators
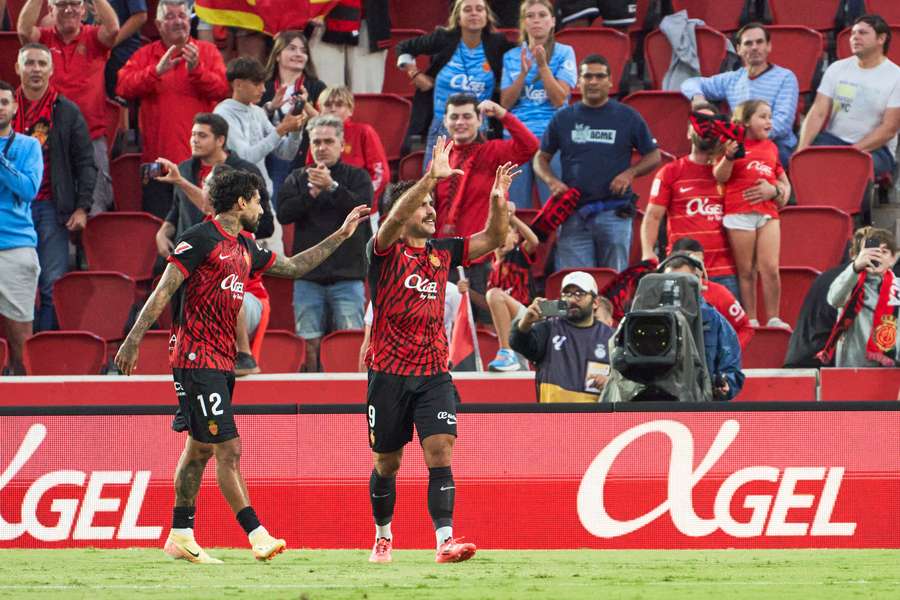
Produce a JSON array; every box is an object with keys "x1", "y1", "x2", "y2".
[{"x1": 0, "y1": 1, "x2": 898, "y2": 393}]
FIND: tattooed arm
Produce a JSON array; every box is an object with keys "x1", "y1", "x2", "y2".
[
  {"x1": 114, "y1": 263, "x2": 185, "y2": 375},
  {"x1": 266, "y1": 204, "x2": 371, "y2": 279}
]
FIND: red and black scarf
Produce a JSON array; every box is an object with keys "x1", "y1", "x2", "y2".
[
  {"x1": 817, "y1": 270, "x2": 899, "y2": 366},
  {"x1": 531, "y1": 188, "x2": 581, "y2": 241},
  {"x1": 689, "y1": 111, "x2": 746, "y2": 158},
  {"x1": 14, "y1": 86, "x2": 57, "y2": 149}
]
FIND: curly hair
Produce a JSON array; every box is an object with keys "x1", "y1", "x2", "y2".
[{"x1": 208, "y1": 169, "x2": 264, "y2": 214}]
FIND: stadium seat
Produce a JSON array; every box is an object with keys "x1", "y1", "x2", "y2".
[
  {"x1": 644, "y1": 27, "x2": 728, "y2": 90},
  {"x1": 0, "y1": 338, "x2": 7, "y2": 373},
  {"x1": 779, "y1": 206, "x2": 852, "y2": 271},
  {"x1": 790, "y1": 146, "x2": 873, "y2": 215},
  {"x1": 769, "y1": 0, "x2": 839, "y2": 31},
  {"x1": 866, "y1": 0, "x2": 900, "y2": 23},
  {"x1": 756, "y1": 267, "x2": 820, "y2": 327},
  {"x1": 836, "y1": 26, "x2": 900, "y2": 64},
  {"x1": 110, "y1": 153, "x2": 144, "y2": 212},
  {"x1": 24, "y1": 331, "x2": 107, "y2": 375},
  {"x1": 766, "y1": 26, "x2": 825, "y2": 93},
  {"x1": 262, "y1": 274, "x2": 295, "y2": 332},
  {"x1": 476, "y1": 327, "x2": 499, "y2": 369},
  {"x1": 545, "y1": 268, "x2": 618, "y2": 298},
  {"x1": 0, "y1": 33, "x2": 20, "y2": 88},
  {"x1": 555, "y1": 27, "x2": 630, "y2": 95},
  {"x1": 82, "y1": 212, "x2": 163, "y2": 282},
  {"x1": 141, "y1": 0, "x2": 160, "y2": 40},
  {"x1": 259, "y1": 330, "x2": 307, "y2": 373},
  {"x1": 633, "y1": 149, "x2": 675, "y2": 212},
  {"x1": 352, "y1": 94, "x2": 412, "y2": 162},
  {"x1": 6, "y1": 1, "x2": 48, "y2": 34},
  {"x1": 742, "y1": 327, "x2": 791, "y2": 369},
  {"x1": 629, "y1": 210, "x2": 644, "y2": 266},
  {"x1": 671, "y1": 0, "x2": 745, "y2": 32},
  {"x1": 497, "y1": 28, "x2": 519, "y2": 44},
  {"x1": 388, "y1": 0, "x2": 447, "y2": 31},
  {"x1": 382, "y1": 29, "x2": 427, "y2": 98},
  {"x1": 54, "y1": 271, "x2": 137, "y2": 342},
  {"x1": 622, "y1": 91, "x2": 692, "y2": 155},
  {"x1": 132, "y1": 330, "x2": 172, "y2": 375},
  {"x1": 398, "y1": 150, "x2": 425, "y2": 181},
  {"x1": 281, "y1": 222, "x2": 295, "y2": 256},
  {"x1": 320, "y1": 329, "x2": 366, "y2": 372}
]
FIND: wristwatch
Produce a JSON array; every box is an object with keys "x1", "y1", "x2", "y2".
[{"x1": 328, "y1": 180, "x2": 339, "y2": 193}]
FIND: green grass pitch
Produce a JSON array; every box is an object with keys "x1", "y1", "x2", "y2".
[{"x1": 1, "y1": 548, "x2": 898, "y2": 599}]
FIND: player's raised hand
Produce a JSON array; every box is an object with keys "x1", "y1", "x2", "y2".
[
  {"x1": 337, "y1": 204, "x2": 372, "y2": 239},
  {"x1": 114, "y1": 340, "x2": 139, "y2": 376},
  {"x1": 428, "y1": 136, "x2": 464, "y2": 180}
]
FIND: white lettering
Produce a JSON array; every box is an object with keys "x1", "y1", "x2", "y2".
[
  {"x1": 449, "y1": 73, "x2": 486, "y2": 94},
  {"x1": 404, "y1": 274, "x2": 439, "y2": 300},
  {"x1": 746, "y1": 160, "x2": 774, "y2": 177},
  {"x1": 73, "y1": 471, "x2": 131, "y2": 540},
  {"x1": 685, "y1": 197, "x2": 723, "y2": 220},
  {"x1": 220, "y1": 273, "x2": 245, "y2": 299}
]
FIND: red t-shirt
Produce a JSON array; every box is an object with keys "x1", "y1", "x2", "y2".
[
  {"x1": 703, "y1": 280, "x2": 753, "y2": 350},
  {"x1": 39, "y1": 25, "x2": 111, "y2": 140},
  {"x1": 724, "y1": 138, "x2": 784, "y2": 218},
  {"x1": 648, "y1": 157, "x2": 736, "y2": 277}
]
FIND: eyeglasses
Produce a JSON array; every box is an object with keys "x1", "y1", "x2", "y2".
[
  {"x1": 53, "y1": 1, "x2": 83, "y2": 11},
  {"x1": 560, "y1": 290, "x2": 593, "y2": 300}
]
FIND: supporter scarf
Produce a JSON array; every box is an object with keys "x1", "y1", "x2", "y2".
[
  {"x1": 600, "y1": 258, "x2": 659, "y2": 323},
  {"x1": 689, "y1": 111, "x2": 746, "y2": 158},
  {"x1": 14, "y1": 86, "x2": 57, "y2": 149},
  {"x1": 531, "y1": 188, "x2": 580, "y2": 241},
  {"x1": 817, "y1": 269, "x2": 899, "y2": 366}
]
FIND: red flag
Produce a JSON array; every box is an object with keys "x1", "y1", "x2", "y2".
[
  {"x1": 194, "y1": 0, "x2": 339, "y2": 35},
  {"x1": 450, "y1": 268, "x2": 482, "y2": 371}
]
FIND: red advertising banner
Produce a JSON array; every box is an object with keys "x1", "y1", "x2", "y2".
[{"x1": 1, "y1": 410, "x2": 897, "y2": 549}]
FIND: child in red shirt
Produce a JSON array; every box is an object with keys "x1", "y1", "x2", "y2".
[{"x1": 714, "y1": 99, "x2": 792, "y2": 329}]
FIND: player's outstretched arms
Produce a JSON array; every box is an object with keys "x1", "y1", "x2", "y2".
[
  {"x1": 268, "y1": 204, "x2": 371, "y2": 279},
  {"x1": 468, "y1": 162, "x2": 517, "y2": 261},
  {"x1": 115, "y1": 263, "x2": 185, "y2": 375},
  {"x1": 376, "y1": 135, "x2": 463, "y2": 251}
]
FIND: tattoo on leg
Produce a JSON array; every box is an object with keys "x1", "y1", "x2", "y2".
[{"x1": 175, "y1": 458, "x2": 207, "y2": 506}]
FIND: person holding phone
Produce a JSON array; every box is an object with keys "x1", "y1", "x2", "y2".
[{"x1": 510, "y1": 271, "x2": 614, "y2": 402}]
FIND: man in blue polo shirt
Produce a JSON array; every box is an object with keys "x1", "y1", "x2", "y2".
[{"x1": 535, "y1": 54, "x2": 659, "y2": 272}]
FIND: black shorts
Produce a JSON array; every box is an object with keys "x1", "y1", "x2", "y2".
[
  {"x1": 366, "y1": 371, "x2": 459, "y2": 453},
  {"x1": 172, "y1": 368, "x2": 238, "y2": 444},
  {"x1": 558, "y1": 0, "x2": 636, "y2": 26}
]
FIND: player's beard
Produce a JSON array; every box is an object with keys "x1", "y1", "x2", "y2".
[
  {"x1": 690, "y1": 133, "x2": 718, "y2": 152},
  {"x1": 240, "y1": 214, "x2": 259, "y2": 233}
]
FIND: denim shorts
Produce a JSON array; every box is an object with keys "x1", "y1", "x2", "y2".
[{"x1": 293, "y1": 279, "x2": 365, "y2": 339}]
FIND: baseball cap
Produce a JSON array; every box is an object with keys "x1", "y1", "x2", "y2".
[{"x1": 560, "y1": 271, "x2": 598, "y2": 295}]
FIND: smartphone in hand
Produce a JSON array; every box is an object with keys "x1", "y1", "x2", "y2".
[{"x1": 538, "y1": 299, "x2": 568, "y2": 319}]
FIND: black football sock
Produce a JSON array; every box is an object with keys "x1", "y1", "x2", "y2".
[
  {"x1": 236, "y1": 506, "x2": 261, "y2": 535},
  {"x1": 172, "y1": 506, "x2": 195, "y2": 529},
  {"x1": 427, "y1": 466, "x2": 454, "y2": 531},
  {"x1": 370, "y1": 469, "x2": 397, "y2": 527}
]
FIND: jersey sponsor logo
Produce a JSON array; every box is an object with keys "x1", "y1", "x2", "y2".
[
  {"x1": 571, "y1": 123, "x2": 616, "y2": 144},
  {"x1": 524, "y1": 83, "x2": 548, "y2": 102},
  {"x1": 746, "y1": 160, "x2": 774, "y2": 177},
  {"x1": 437, "y1": 411, "x2": 457, "y2": 425},
  {"x1": 577, "y1": 419, "x2": 855, "y2": 539},
  {"x1": 173, "y1": 381, "x2": 186, "y2": 398},
  {"x1": 685, "y1": 197, "x2": 723, "y2": 221},
  {"x1": 449, "y1": 73, "x2": 487, "y2": 94},
  {"x1": 404, "y1": 273, "x2": 439, "y2": 300},
  {"x1": 728, "y1": 301, "x2": 745, "y2": 319},
  {"x1": 0, "y1": 424, "x2": 161, "y2": 542},
  {"x1": 173, "y1": 241, "x2": 192, "y2": 255},
  {"x1": 220, "y1": 273, "x2": 245, "y2": 299}
]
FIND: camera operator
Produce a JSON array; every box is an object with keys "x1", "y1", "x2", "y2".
[{"x1": 510, "y1": 271, "x2": 614, "y2": 402}]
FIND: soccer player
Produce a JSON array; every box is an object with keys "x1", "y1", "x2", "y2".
[
  {"x1": 365, "y1": 136, "x2": 515, "y2": 564},
  {"x1": 114, "y1": 169, "x2": 369, "y2": 563}
]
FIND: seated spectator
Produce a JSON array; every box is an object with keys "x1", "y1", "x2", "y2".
[
  {"x1": 820, "y1": 226, "x2": 899, "y2": 368},
  {"x1": 116, "y1": 0, "x2": 229, "y2": 218},
  {"x1": 499, "y1": 0, "x2": 576, "y2": 208},
  {"x1": 19, "y1": 0, "x2": 118, "y2": 214},
  {"x1": 681, "y1": 23, "x2": 799, "y2": 168},
  {"x1": 537, "y1": 54, "x2": 660, "y2": 272},
  {"x1": 13, "y1": 43, "x2": 96, "y2": 333},
  {"x1": 276, "y1": 115, "x2": 373, "y2": 372},
  {"x1": 661, "y1": 252, "x2": 745, "y2": 400},
  {"x1": 395, "y1": 0, "x2": 512, "y2": 163},
  {"x1": 556, "y1": 0, "x2": 636, "y2": 29},
  {"x1": 798, "y1": 14, "x2": 900, "y2": 179},
  {"x1": 105, "y1": 0, "x2": 147, "y2": 101},
  {"x1": 510, "y1": 271, "x2": 614, "y2": 402}
]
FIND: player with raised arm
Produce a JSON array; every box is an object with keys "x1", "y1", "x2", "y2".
[
  {"x1": 114, "y1": 169, "x2": 369, "y2": 564},
  {"x1": 365, "y1": 136, "x2": 516, "y2": 564}
]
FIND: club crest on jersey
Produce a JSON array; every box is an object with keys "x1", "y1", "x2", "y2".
[
  {"x1": 404, "y1": 273, "x2": 438, "y2": 300},
  {"x1": 429, "y1": 253, "x2": 441, "y2": 268},
  {"x1": 208, "y1": 420, "x2": 218, "y2": 436},
  {"x1": 173, "y1": 241, "x2": 192, "y2": 255}
]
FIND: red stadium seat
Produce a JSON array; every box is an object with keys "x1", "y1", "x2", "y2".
[
  {"x1": 82, "y1": 212, "x2": 163, "y2": 282},
  {"x1": 779, "y1": 206, "x2": 852, "y2": 271},
  {"x1": 769, "y1": 0, "x2": 839, "y2": 31},
  {"x1": 766, "y1": 26, "x2": 825, "y2": 93},
  {"x1": 6, "y1": 1, "x2": 48, "y2": 33},
  {"x1": 388, "y1": 0, "x2": 447, "y2": 31},
  {"x1": 262, "y1": 274, "x2": 295, "y2": 332},
  {"x1": 790, "y1": 146, "x2": 873, "y2": 215},
  {"x1": 836, "y1": 26, "x2": 900, "y2": 64},
  {"x1": 0, "y1": 33, "x2": 20, "y2": 90},
  {"x1": 132, "y1": 330, "x2": 172, "y2": 375},
  {"x1": 476, "y1": 327, "x2": 499, "y2": 368},
  {"x1": 497, "y1": 28, "x2": 519, "y2": 44},
  {"x1": 382, "y1": 29, "x2": 427, "y2": 98},
  {"x1": 398, "y1": 150, "x2": 425, "y2": 181},
  {"x1": 756, "y1": 267, "x2": 820, "y2": 327},
  {"x1": 110, "y1": 153, "x2": 144, "y2": 212},
  {"x1": 866, "y1": 0, "x2": 900, "y2": 23},
  {"x1": 141, "y1": 0, "x2": 160, "y2": 40},
  {"x1": 671, "y1": 0, "x2": 745, "y2": 32},
  {"x1": 281, "y1": 222, "x2": 295, "y2": 256},
  {"x1": 545, "y1": 268, "x2": 618, "y2": 298},
  {"x1": 630, "y1": 210, "x2": 644, "y2": 266},
  {"x1": 0, "y1": 338, "x2": 7, "y2": 373},
  {"x1": 742, "y1": 327, "x2": 791, "y2": 369},
  {"x1": 622, "y1": 91, "x2": 692, "y2": 155},
  {"x1": 555, "y1": 27, "x2": 630, "y2": 95},
  {"x1": 320, "y1": 329, "x2": 366, "y2": 372},
  {"x1": 633, "y1": 149, "x2": 675, "y2": 212},
  {"x1": 352, "y1": 94, "x2": 412, "y2": 162},
  {"x1": 24, "y1": 331, "x2": 107, "y2": 375},
  {"x1": 644, "y1": 27, "x2": 728, "y2": 90},
  {"x1": 259, "y1": 330, "x2": 307, "y2": 373},
  {"x1": 54, "y1": 271, "x2": 137, "y2": 342}
]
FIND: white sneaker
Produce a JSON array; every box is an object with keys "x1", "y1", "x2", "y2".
[
  {"x1": 766, "y1": 317, "x2": 792, "y2": 330},
  {"x1": 249, "y1": 529, "x2": 286, "y2": 561},
  {"x1": 163, "y1": 531, "x2": 223, "y2": 564},
  {"x1": 749, "y1": 319, "x2": 760, "y2": 328}
]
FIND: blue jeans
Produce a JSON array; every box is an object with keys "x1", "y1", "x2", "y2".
[
  {"x1": 267, "y1": 155, "x2": 294, "y2": 211},
  {"x1": 31, "y1": 201, "x2": 69, "y2": 331},
  {"x1": 293, "y1": 279, "x2": 365, "y2": 339},
  {"x1": 508, "y1": 151, "x2": 561, "y2": 209},
  {"x1": 774, "y1": 138, "x2": 795, "y2": 173},
  {"x1": 555, "y1": 208, "x2": 632, "y2": 272},
  {"x1": 423, "y1": 116, "x2": 449, "y2": 175},
  {"x1": 710, "y1": 274, "x2": 741, "y2": 304},
  {"x1": 812, "y1": 131, "x2": 896, "y2": 178}
]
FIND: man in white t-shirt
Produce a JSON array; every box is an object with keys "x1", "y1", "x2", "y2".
[{"x1": 798, "y1": 14, "x2": 900, "y2": 178}]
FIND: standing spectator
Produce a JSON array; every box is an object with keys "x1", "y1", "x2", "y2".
[
  {"x1": 396, "y1": 0, "x2": 512, "y2": 163},
  {"x1": 0, "y1": 81, "x2": 44, "y2": 375},
  {"x1": 500, "y1": 0, "x2": 576, "y2": 208},
  {"x1": 798, "y1": 14, "x2": 900, "y2": 179},
  {"x1": 13, "y1": 43, "x2": 96, "y2": 333},
  {"x1": 641, "y1": 104, "x2": 739, "y2": 299},
  {"x1": 18, "y1": 0, "x2": 118, "y2": 213},
  {"x1": 681, "y1": 23, "x2": 799, "y2": 168},
  {"x1": 276, "y1": 115, "x2": 372, "y2": 371},
  {"x1": 116, "y1": 0, "x2": 229, "y2": 219},
  {"x1": 556, "y1": 0, "x2": 636, "y2": 29},
  {"x1": 537, "y1": 54, "x2": 660, "y2": 272},
  {"x1": 105, "y1": 0, "x2": 146, "y2": 101}
]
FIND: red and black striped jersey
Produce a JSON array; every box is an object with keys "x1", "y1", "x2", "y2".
[
  {"x1": 167, "y1": 219, "x2": 275, "y2": 371},
  {"x1": 488, "y1": 245, "x2": 534, "y2": 306},
  {"x1": 365, "y1": 236, "x2": 470, "y2": 376}
]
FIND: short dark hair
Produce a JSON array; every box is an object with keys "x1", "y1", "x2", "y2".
[
  {"x1": 580, "y1": 54, "x2": 610, "y2": 72},
  {"x1": 661, "y1": 252, "x2": 703, "y2": 274},
  {"x1": 445, "y1": 93, "x2": 479, "y2": 113},
  {"x1": 193, "y1": 112, "x2": 229, "y2": 144},
  {"x1": 208, "y1": 168, "x2": 264, "y2": 214},
  {"x1": 692, "y1": 102, "x2": 719, "y2": 115},
  {"x1": 854, "y1": 14, "x2": 891, "y2": 53},
  {"x1": 0, "y1": 80, "x2": 15, "y2": 96},
  {"x1": 672, "y1": 237, "x2": 704, "y2": 253},
  {"x1": 226, "y1": 56, "x2": 266, "y2": 83},
  {"x1": 735, "y1": 22, "x2": 770, "y2": 45},
  {"x1": 381, "y1": 180, "x2": 418, "y2": 218}
]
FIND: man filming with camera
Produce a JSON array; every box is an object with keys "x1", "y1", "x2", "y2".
[{"x1": 510, "y1": 271, "x2": 614, "y2": 402}]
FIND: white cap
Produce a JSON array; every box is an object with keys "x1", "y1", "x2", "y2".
[{"x1": 560, "y1": 271, "x2": 598, "y2": 295}]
